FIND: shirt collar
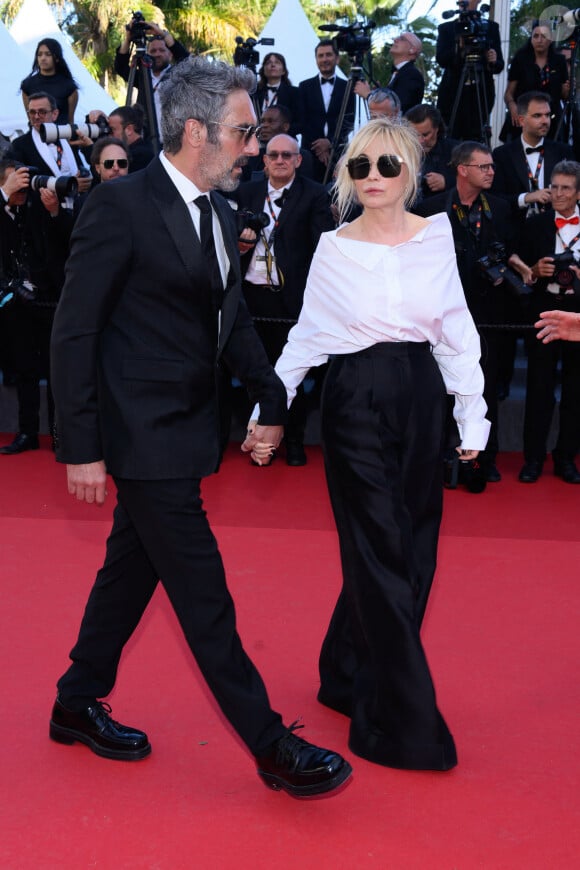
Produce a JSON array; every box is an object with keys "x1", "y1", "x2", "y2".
[{"x1": 159, "y1": 151, "x2": 205, "y2": 205}]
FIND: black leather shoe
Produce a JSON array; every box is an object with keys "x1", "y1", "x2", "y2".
[
  {"x1": 518, "y1": 460, "x2": 542, "y2": 483},
  {"x1": 256, "y1": 721, "x2": 352, "y2": 797},
  {"x1": 554, "y1": 459, "x2": 580, "y2": 484},
  {"x1": 0, "y1": 433, "x2": 39, "y2": 454},
  {"x1": 50, "y1": 697, "x2": 151, "y2": 761},
  {"x1": 285, "y1": 441, "x2": 307, "y2": 466},
  {"x1": 486, "y1": 464, "x2": 502, "y2": 483}
]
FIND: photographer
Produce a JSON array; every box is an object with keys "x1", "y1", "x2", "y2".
[
  {"x1": 405, "y1": 103, "x2": 457, "y2": 200},
  {"x1": 114, "y1": 18, "x2": 189, "y2": 139},
  {"x1": 5, "y1": 92, "x2": 93, "y2": 205},
  {"x1": 87, "y1": 105, "x2": 154, "y2": 173},
  {"x1": 436, "y1": 0, "x2": 504, "y2": 141},
  {"x1": 512, "y1": 160, "x2": 580, "y2": 484},
  {"x1": 0, "y1": 160, "x2": 74, "y2": 454},
  {"x1": 415, "y1": 141, "x2": 530, "y2": 484}
]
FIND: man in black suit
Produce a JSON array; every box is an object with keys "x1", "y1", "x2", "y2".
[
  {"x1": 6, "y1": 92, "x2": 92, "y2": 199},
  {"x1": 512, "y1": 160, "x2": 580, "y2": 485},
  {"x1": 405, "y1": 103, "x2": 457, "y2": 202},
  {"x1": 492, "y1": 91, "x2": 575, "y2": 225},
  {"x1": 436, "y1": 0, "x2": 504, "y2": 141},
  {"x1": 297, "y1": 40, "x2": 355, "y2": 182},
  {"x1": 234, "y1": 133, "x2": 334, "y2": 465},
  {"x1": 386, "y1": 31, "x2": 424, "y2": 112},
  {"x1": 48, "y1": 57, "x2": 351, "y2": 798}
]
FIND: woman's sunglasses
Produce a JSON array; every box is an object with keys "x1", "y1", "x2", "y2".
[
  {"x1": 102, "y1": 159, "x2": 128, "y2": 169},
  {"x1": 347, "y1": 154, "x2": 404, "y2": 180}
]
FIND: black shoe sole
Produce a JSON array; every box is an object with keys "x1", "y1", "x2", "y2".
[
  {"x1": 257, "y1": 760, "x2": 353, "y2": 797},
  {"x1": 49, "y1": 721, "x2": 152, "y2": 761}
]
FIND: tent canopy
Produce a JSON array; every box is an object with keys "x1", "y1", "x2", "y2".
[{"x1": 0, "y1": 21, "x2": 32, "y2": 136}]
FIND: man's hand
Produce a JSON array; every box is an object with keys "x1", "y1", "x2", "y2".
[
  {"x1": 531, "y1": 256, "x2": 556, "y2": 280},
  {"x1": 423, "y1": 171, "x2": 445, "y2": 193},
  {"x1": 536, "y1": 309, "x2": 580, "y2": 343},
  {"x1": 312, "y1": 138, "x2": 332, "y2": 165},
  {"x1": 66, "y1": 461, "x2": 108, "y2": 505},
  {"x1": 241, "y1": 421, "x2": 283, "y2": 466},
  {"x1": 2, "y1": 166, "x2": 29, "y2": 198},
  {"x1": 456, "y1": 448, "x2": 479, "y2": 461},
  {"x1": 354, "y1": 80, "x2": 371, "y2": 100},
  {"x1": 39, "y1": 188, "x2": 59, "y2": 216},
  {"x1": 486, "y1": 48, "x2": 497, "y2": 66},
  {"x1": 75, "y1": 172, "x2": 93, "y2": 194},
  {"x1": 238, "y1": 227, "x2": 257, "y2": 254},
  {"x1": 525, "y1": 188, "x2": 552, "y2": 206}
]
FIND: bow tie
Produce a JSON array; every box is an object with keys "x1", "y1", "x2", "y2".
[
  {"x1": 274, "y1": 189, "x2": 289, "y2": 207},
  {"x1": 267, "y1": 85, "x2": 278, "y2": 92},
  {"x1": 555, "y1": 215, "x2": 580, "y2": 229},
  {"x1": 525, "y1": 146, "x2": 543, "y2": 154},
  {"x1": 320, "y1": 76, "x2": 335, "y2": 85}
]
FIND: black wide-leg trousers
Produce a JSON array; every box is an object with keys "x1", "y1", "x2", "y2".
[
  {"x1": 57, "y1": 478, "x2": 285, "y2": 755},
  {"x1": 319, "y1": 342, "x2": 457, "y2": 770}
]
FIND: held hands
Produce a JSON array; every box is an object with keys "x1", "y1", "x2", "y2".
[
  {"x1": 456, "y1": 448, "x2": 479, "y2": 461},
  {"x1": 241, "y1": 420, "x2": 283, "y2": 466},
  {"x1": 66, "y1": 461, "x2": 108, "y2": 506}
]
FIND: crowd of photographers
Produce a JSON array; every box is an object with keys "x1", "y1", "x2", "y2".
[{"x1": 2, "y1": 1, "x2": 580, "y2": 487}]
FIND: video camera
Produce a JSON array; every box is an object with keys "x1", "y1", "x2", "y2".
[
  {"x1": 477, "y1": 242, "x2": 533, "y2": 297},
  {"x1": 128, "y1": 11, "x2": 150, "y2": 47},
  {"x1": 319, "y1": 19, "x2": 376, "y2": 63},
  {"x1": 233, "y1": 36, "x2": 274, "y2": 73},
  {"x1": 442, "y1": 1, "x2": 491, "y2": 59},
  {"x1": 40, "y1": 117, "x2": 111, "y2": 144}
]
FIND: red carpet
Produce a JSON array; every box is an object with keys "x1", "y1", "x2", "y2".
[{"x1": 1, "y1": 440, "x2": 579, "y2": 869}]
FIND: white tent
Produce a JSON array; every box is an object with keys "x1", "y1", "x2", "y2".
[
  {"x1": 258, "y1": 0, "x2": 341, "y2": 84},
  {"x1": 0, "y1": 21, "x2": 30, "y2": 136},
  {"x1": 10, "y1": 0, "x2": 117, "y2": 123}
]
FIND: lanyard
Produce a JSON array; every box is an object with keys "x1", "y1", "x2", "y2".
[
  {"x1": 526, "y1": 149, "x2": 544, "y2": 191},
  {"x1": 453, "y1": 193, "x2": 492, "y2": 241},
  {"x1": 259, "y1": 190, "x2": 286, "y2": 288}
]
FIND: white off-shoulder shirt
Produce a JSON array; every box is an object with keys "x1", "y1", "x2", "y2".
[{"x1": 270, "y1": 212, "x2": 490, "y2": 450}]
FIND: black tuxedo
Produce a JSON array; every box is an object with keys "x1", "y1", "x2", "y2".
[
  {"x1": 492, "y1": 139, "x2": 575, "y2": 222},
  {"x1": 513, "y1": 210, "x2": 580, "y2": 464},
  {"x1": 436, "y1": 18, "x2": 504, "y2": 140},
  {"x1": 389, "y1": 61, "x2": 424, "y2": 113},
  {"x1": 255, "y1": 80, "x2": 299, "y2": 130},
  {"x1": 51, "y1": 157, "x2": 289, "y2": 754},
  {"x1": 297, "y1": 75, "x2": 355, "y2": 180}
]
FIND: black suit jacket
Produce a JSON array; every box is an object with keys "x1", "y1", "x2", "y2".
[
  {"x1": 415, "y1": 188, "x2": 516, "y2": 325},
  {"x1": 491, "y1": 138, "x2": 575, "y2": 221},
  {"x1": 255, "y1": 80, "x2": 300, "y2": 130},
  {"x1": 390, "y1": 62, "x2": 424, "y2": 113},
  {"x1": 234, "y1": 175, "x2": 334, "y2": 318},
  {"x1": 51, "y1": 158, "x2": 287, "y2": 478},
  {"x1": 297, "y1": 75, "x2": 355, "y2": 153}
]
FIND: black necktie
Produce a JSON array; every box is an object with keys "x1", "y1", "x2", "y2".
[
  {"x1": 194, "y1": 195, "x2": 223, "y2": 309},
  {"x1": 525, "y1": 146, "x2": 543, "y2": 154},
  {"x1": 321, "y1": 76, "x2": 335, "y2": 85}
]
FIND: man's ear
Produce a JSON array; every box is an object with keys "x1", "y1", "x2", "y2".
[{"x1": 185, "y1": 118, "x2": 204, "y2": 147}]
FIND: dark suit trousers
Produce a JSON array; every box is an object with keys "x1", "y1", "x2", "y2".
[
  {"x1": 523, "y1": 334, "x2": 580, "y2": 463},
  {"x1": 4, "y1": 304, "x2": 55, "y2": 435},
  {"x1": 57, "y1": 477, "x2": 286, "y2": 755},
  {"x1": 318, "y1": 342, "x2": 457, "y2": 770}
]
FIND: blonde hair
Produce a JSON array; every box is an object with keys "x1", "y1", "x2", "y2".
[{"x1": 334, "y1": 118, "x2": 423, "y2": 223}]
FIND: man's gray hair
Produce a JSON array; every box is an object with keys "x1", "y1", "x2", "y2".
[
  {"x1": 158, "y1": 56, "x2": 256, "y2": 154},
  {"x1": 368, "y1": 87, "x2": 401, "y2": 113}
]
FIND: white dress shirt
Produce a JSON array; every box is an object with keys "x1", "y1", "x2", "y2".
[{"x1": 273, "y1": 212, "x2": 490, "y2": 450}]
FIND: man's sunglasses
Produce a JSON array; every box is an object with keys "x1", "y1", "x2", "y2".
[
  {"x1": 265, "y1": 150, "x2": 299, "y2": 161},
  {"x1": 212, "y1": 122, "x2": 263, "y2": 143},
  {"x1": 102, "y1": 159, "x2": 128, "y2": 169},
  {"x1": 347, "y1": 154, "x2": 404, "y2": 180}
]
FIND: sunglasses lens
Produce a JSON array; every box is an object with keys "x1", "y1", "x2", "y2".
[
  {"x1": 103, "y1": 159, "x2": 128, "y2": 169},
  {"x1": 347, "y1": 157, "x2": 371, "y2": 179},
  {"x1": 377, "y1": 155, "x2": 402, "y2": 177}
]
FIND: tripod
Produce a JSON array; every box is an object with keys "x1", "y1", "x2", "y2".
[
  {"x1": 556, "y1": 31, "x2": 580, "y2": 155},
  {"x1": 126, "y1": 41, "x2": 161, "y2": 155},
  {"x1": 322, "y1": 62, "x2": 377, "y2": 185},
  {"x1": 448, "y1": 50, "x2": 491, "y2": 146}
]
